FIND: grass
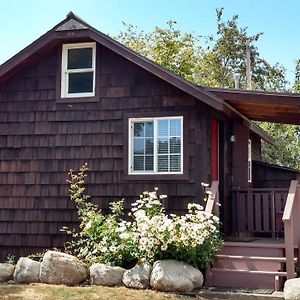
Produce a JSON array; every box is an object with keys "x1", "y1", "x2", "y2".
[{"x1": 0, "y1": 283, "x2": 211, "y2": 300}]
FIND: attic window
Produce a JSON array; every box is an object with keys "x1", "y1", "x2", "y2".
[{"x1": 61, "y1": 42, "x2": 96, "y2": 98}]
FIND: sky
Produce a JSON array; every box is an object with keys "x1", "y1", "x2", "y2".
[{"x1": 0, "y1": 0, "x2": 299, "y2": 83}]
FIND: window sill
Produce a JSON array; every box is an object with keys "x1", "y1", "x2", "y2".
[
  {"x1": 56, "y1": 96, "x2": 99, "y2": 104},
  {"x1": 123, "y1": 173, "x2": 189, "y2": 181}
]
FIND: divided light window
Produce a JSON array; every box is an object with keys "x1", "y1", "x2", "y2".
[
  {"x1": 61, "y1": 42, "x2": 96, "y2": 98},
  {"x1": 129, "y1": 117, "x2": 183, "y2": 174}
]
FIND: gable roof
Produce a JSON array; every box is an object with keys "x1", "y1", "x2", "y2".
[
  {"x1": 0, "y1": 12, "x2": 224, "y2": 111},
  {"x1": 0, "y1": 12, "x2": 273, "y2": 143}
]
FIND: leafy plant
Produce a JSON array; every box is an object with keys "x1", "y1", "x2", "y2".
[
  {"x1": 62, "y1": 164, "x2": 139, "y2": 268},
  {"x1": 130, "y1": 189, "x2": 222, "y2": 270},
  {"x1": 63, "y1": 164, "x2": 222, "y2": 270},
  {"x1": 5, "y1": 254, "x2": 15, "y2": 265}
]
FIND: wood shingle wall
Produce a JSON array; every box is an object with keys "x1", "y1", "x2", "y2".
[{"x1": 0, "y1": 44, "x2": 204, "y2": 260}]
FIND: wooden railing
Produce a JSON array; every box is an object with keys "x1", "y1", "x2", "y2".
[
  {"x1": 231, "y1": 187, "x2": 289, "y2": 237},
  {"x1": 205, "y1": 180, "x2": 219, "y2": 216},
  {"x1": 283, "y1": 180, "x2": 300, "y2": 279}
]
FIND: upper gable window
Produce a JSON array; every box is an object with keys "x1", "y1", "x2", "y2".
[{"x1": 61, "y1": 42, "x2": 96, "y2": 98}]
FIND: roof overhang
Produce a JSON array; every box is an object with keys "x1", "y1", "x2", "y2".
[{"x1": 206, "y1": 87, "x2": 300, "y2": 125}]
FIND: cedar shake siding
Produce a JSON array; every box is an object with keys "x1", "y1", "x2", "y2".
[{"x1": 0, "y1": 43, "x2": 224, "y2": 260}]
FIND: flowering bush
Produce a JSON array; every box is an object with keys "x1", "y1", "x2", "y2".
[
  {"x1": 130, "y1": 189, "x2": 222, "y2": 270},
  {"x1": 63, "y1": 164, "x2": 222, "y2": 270},
  {"x1": 61, "y1": 164, "x2": 139, "y2": 268}
]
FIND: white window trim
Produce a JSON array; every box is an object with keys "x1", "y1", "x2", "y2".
[
  {"x1": 61, "y1": 42, "x2": 96, "y2": 98},
  {"x1": 248, "y1": 139, "x2": 252, "y2": 183},
  {"x1": 128, "y1": 116, "x2": 184, "y2": 175}
]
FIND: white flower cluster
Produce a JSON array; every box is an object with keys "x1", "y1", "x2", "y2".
[{"x1": 130, "y1": 188, "x2": 220, "y2": 260}]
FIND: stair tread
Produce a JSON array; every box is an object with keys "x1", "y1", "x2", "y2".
[
  {"x1": 224, "y1": 241, "x2": 298, "y2": 249},
  {"x1": 216, "y1": 254, "x2": 298, "y2": 262},
  {"x1": 210, "y1": 267, "x2": 294, "y2": 276}
]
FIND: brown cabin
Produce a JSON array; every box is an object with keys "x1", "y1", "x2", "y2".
[{"x1": 1, "y1": 12, "x2": 300, "y2": 291}]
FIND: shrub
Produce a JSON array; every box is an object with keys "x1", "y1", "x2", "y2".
[
  {"x1": 130, "y1": 189, "x2": 222, "y2": 270},
  {"x1": 63, "y1": 164, "x2": 222, "y2": 270},
  {"x1": 61, "y1": 164, "x2": 139, "y2": 268}
]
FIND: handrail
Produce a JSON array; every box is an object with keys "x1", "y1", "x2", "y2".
[
  {"x1": 205, "y1": 180, "x2": 219, "y2": 216},
  {"x1": 283, "y1": 180, "x2": 298, "y2": 222},
  {"x1": 282, "y1": 180, "x2": 299, "y2": 279}
]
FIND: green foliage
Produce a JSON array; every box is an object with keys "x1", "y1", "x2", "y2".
[
  {"x1": 62, "y1": 164, "x2": 139, "y2": 268},
  {"x1": 116, "y1": 20, "x2": 201, "y2": 83},
  {"x1": 259, "y1": 122, "x2": 300, "y2": 170},
  {"x1": 131, "y1": 190, "x2": 222, "y2": 270},
  {"x1": 63, "y1": 165, "x2": 222, "y2": 270},
  {"x1": 115, "y1": 8, "x2": 287, "y2": 91},
  {"x1": 294, "y1": 59, "x2": 300, "y2": 93},
  {"x1": 5, "y1": 254, "x2": 15, "y2": 265}
]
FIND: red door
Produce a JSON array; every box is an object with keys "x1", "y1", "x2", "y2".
[{"x1": 212, "y1": 118, "x2": 219, "y2": 181}]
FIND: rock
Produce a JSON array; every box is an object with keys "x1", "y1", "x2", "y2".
[
  {"x1": 150, "y1": 260, "x2": 203, "y2": 293},
  {"x1": 14, "y1": 257, "x2": 40, "y2": 284},
  {"x1": 0, "y1": 263, "x2": 15, "y2": 282},
  {"x1": 284, "y1": 278, "x2": 300, "y2": 300},
  {"x1": 89, "y1": 263, "x2": 125, "y2": 287},
  {"x1": 39, "y1": 251, "x2": 88, "y2": 285},
  {"x1": 123, "y1": 261, "x2": 152, "y2": 289}
]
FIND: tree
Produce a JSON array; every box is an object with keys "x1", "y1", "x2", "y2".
[
  {"x1": 260, "y1": 123, "x2": 300, "y2": 169},
  {"x1": 294, "y1": 59, "x2": 300, "y2": 93},
  {"x1": 115, "y1": 9, "x2": 300, "y2": 169},
  {"x1": 115, "y1": 8, "x2": 287, "y2": 91},
  {"x1": 116, "y1": 20, "x2": 201, "y2": 83},
  {"x1": 258, "y1": 59, "x2": 300, "y2": 170}
]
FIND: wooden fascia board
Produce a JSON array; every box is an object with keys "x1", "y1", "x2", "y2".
[
  {"x1": 0, "y1": 30, "x2": 56, "y2": 79},
  {"x1": 0, "y1": 14, "x2": 77, "y2": 78},
  {"x1": 208, "y1": 88, "x2": 300, "y2": 106}
]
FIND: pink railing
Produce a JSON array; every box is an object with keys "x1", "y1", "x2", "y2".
[
  {"x1": 205, "y1": 181, "x2": 219, "y2": 216},
  {"x1": 283, "y1": 180, "x2": 300, "y2": 279},
  {"x1": 231, "y1": 188, "x2": 289, "y2": 237}
]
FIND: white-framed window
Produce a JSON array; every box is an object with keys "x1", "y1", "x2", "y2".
[
  {"x1": 248, "y1": 139, "x2": 252, "y2": 183},
  {"x1": 128, "y1": 116, "x2": 183, "y2": 174},
  {"x1": 61, "y1": 42, "x2": 96, "y2": 98}
]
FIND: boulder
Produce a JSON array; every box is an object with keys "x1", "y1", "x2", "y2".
[
  {"x1": 0, "y1": 263, "x2": 15, "y2": 282},
  {"x1": 40, "y1": 251, "x2": 88, "y2": 285},
  {"x1": 150, "y1": 260, "x2": 203, "y2": 293},
  {"x1": 89, "y1": 263, "x2": 125, "y2": 286},
  {"x1": 14, "y1": 257, "x2": 40, "y2": 284},
  {"x1": 284, "y1": 278, "x2": 300, "y2": 300},
  {"x1": 123, "y1": 261, "x2": 152, "y2": 289}
]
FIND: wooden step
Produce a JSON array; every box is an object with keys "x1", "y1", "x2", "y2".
[
  {"x1": 214, "y1": 254, "x2": 297, "y2": 271},
  {"x1": 224, "y1": 241, "x2": 298, "y2": 249},
  {"x1": 216, "y1": 254, "x2": 298, "y2": 262},
  {"x1": 220, "y1": 242, "x2": 297, "y2": 256},
  {"x1": 206, "y1": 267, "x2": 294, "y2": 289},
  {"x1": 207, "y1": 241, "x2": 299, "y2": 290},
  {"x1": 210, "y1": 268, "x2": 290, "y2": 276}
]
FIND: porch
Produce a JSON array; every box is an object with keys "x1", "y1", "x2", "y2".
[{"x1": 205, "y1": 180, "x2": 300, "y2": 291}]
